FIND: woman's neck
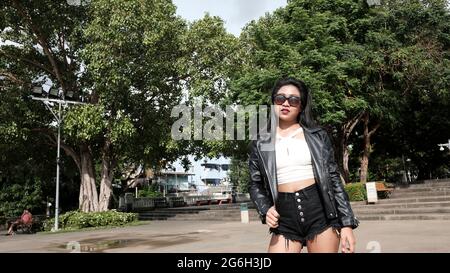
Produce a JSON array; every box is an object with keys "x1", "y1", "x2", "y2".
[{"x1": 277, "y1": 120, "x2": 300, "y2": 132}]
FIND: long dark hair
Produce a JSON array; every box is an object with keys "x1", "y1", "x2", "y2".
[{"x1": 270, "y1": 77, "x2": 317, "y2": 129}]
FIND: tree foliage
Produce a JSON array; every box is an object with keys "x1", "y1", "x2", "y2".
[{"x1": 228, "y1": 0, "x2": 450, "y2": 182}]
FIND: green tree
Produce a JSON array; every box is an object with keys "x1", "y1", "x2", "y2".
[
  {"x1": 1, "y1": 0, "x2": 104, "y2": 211},
  {"x1": 1, "y1": 0, "x2": 187, "y2": 211},
  {"x1": 229, "y1": 157, "x2": 250, "y2": 194},
  {"x1": 1, "y1": 0, "x2": 246, "y2": 212},
  {"x1": 79, "y1": 0, "x2": 194, "y2": 211},
  {"x1": 227, "y1": 0, "x2": 450, "y2": 183}
]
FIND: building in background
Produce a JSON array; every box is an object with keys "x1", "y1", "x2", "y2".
[{"x1": 157, "y1": 155, "x2": 231, "y2": 195}]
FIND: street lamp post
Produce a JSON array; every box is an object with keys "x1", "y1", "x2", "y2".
[
  {"x1": 438, "y1": 139, "x2": 450, "y2": 152},
  {"x1": 30, "y1": 91, "x2": 85, "y2": 231}
]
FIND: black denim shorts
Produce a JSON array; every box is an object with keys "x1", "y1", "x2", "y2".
[{"x1": 269, "y1": 183, "x2": 341, "y2": 249}]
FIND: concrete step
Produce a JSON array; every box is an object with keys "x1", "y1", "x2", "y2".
[
  {"x1": 408, "y1": 180, "x2": 450, "y2": 188},
  {"x1": 170, "y1": 216, "x2": 259, "y2": 221},
  {"x1": 379, "y1": 195, "x2": 450, "y2": 204},
  {"x1": 139, "y1": 216, "x2": 174, "y2": 221},
  {"x1": 137, "y1": 203, "x2": 258, "y2": 221},
  {"x1": 139, "y1": 210, "x2": 201, "y2": 216},
  {"x1": 391, "y1": 186, "x2": 450, "y2": 193},
  {"x1": 172, "y1": 210, "x2": 260, "y2": 220},
  {"x1": 206, "y1": 203, "x2": 255, "y2": 210},
  {"x1": 424, "y1": 178, "x2": 450, "y2": 183},
  {"x1": 157, "y1": 203, "x2": 255, "y2": 211},
  {"x1": 158, "y1": 207, "x2": 210, "y2": 212},
  {"x1": 174, "y1": 211, "x2": 259, "y2": 218},
  {"x1": 351, "y1": 201, "x2": 450, "y2": 210},
  {"x1": 168, "y1": 217, "x2": 260, "y2": 221},
  {"x1": 353, "y1": 207, "x2": 450, "y2": 215},
  {"x1": 389, "y1": 190, "x2": 450, "y2": 198},
  {"x1": 357, "y1": 214, "x2": 450, "y2": 221}
]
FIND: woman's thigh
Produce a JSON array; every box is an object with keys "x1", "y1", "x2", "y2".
[
  {"x1": 268, "y1": 234, "x2": 302, "y2": 253},
  {"x1": 306, "y1": 227, "x2": 340, "y2": 253}
]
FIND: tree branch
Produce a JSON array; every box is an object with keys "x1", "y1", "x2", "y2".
[
  {"x1": 368, "y1": 122, "x2": 380, "y2": 138},
  {"x1": 1, "y1": 50, "x2": 56, "y2": 77},
  {"x1": 31, "y1": 127, "x2": 81, "y2": 171},
  {"x1": 0, "y1": 70, "x2": 25, "y2": 85},
  {"x1": 12, "y1": 0, "x2": 67, "y2": 93},
  {"x1": 58, "y1": 31, "x2": 70, "y2": 71},
  {"x1": 342, "y1": 111, "x2": 364, "y2": 138}
]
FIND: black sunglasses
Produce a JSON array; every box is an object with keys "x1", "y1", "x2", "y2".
[{"x1": 273, "y1": 94, "x2": 301, "y2": 107}]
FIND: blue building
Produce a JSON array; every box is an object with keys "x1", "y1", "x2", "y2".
[{"x1": 158, "y1": 155, "x2": 231, "y2": 194}]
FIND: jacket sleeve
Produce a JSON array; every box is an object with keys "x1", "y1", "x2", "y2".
[
  {"x1": 247, "y1": 140, "x2": 272, "y2": 224},
  {"x1": 323, "y1": 132, "x2": 359, "y2": 229}
]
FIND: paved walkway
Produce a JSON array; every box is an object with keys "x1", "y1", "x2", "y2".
[{"x1": 1, "y1": 220, "x2": 450, "y2": 253}]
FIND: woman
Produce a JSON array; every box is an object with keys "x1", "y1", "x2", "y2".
[
  {"x1": 7, "y1": 209, "x2": 33, "y2": 235},
  {"x1": 248, "y1": 77, "x2": 359, "y2": 253}
]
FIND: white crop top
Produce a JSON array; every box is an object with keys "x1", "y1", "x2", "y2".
[{"x1": 275, "y1": 127, "x2": 315, "y2": 184}]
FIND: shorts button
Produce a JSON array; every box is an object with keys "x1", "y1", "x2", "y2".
[
  {"x1": 298, "y1": 205, "x2": 302, "y2": 209},
  {"x1": 297, "y1": 198, "x2": 301, "y2": 202},
  {"x1": 299, "y1": 212, "x2": 304, "y2": 216},
  {"x1": 300, "y1": 218, "x2": 305, "y2": 222},
  {"x1": 295, "y1": 192, "x2": 299, "y2": 196}
]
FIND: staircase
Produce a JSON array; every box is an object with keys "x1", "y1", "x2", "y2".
[
  {"x1": 352, "y1": 179, "x2": 450, "y2": 221},
  {"x1": 138, "y1": 202, "x2": 261, "y2": 221},
  {"x1": 138, "y1": 179, "x2": 450, "y2": 222}
]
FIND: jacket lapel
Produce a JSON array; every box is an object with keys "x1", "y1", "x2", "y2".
[
  {"x1": 303, "y1": 126, "x2": 327, "y2": 191},
  {"x1": 256, "y1": 131, "x2": 278, "y2": 204}
]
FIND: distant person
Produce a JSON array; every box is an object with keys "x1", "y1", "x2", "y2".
[{"x1": 8, "y1": 209, "x2": 33, "y2": 235}]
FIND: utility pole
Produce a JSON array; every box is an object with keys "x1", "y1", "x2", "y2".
[{"x1": 30, "y1": 88, "x2": 85, "y2": 231}]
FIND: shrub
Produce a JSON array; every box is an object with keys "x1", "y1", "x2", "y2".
[
  {"x1": 138, "y1": 184, "x2": 163, "y2": 198},
  {"x1": 0, "y1": 181, "x2": 44, "y2": 217},
  {"x1": 42, "y1": 210, "x2": 137, "y2": 231},
  {"x1": 344, "y1": 183, "x2": 367, "y2": 202}
]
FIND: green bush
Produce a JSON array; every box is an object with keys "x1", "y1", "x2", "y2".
[
  {"x1": 0, "y1": 181, "x2": 44, "y2": 217},
  {"x1": 42, "y1": 210, "x2": 137, "y2": 231},
  {"x1": 138, "y1": 184, "x2": 163, "y2": 198},
  {"x1": 344, "y1": 183, "x2": 367, "y2": 202}
]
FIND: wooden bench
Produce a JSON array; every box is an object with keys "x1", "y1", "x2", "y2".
[
  {"x1": 195, "y1": 198, "x2": 231, "y2": 206},
  {"x1": 376, "y1": 182, "x2": 393, "y2": 198},
  {"x1": 196, "y1": 199, "x2": 212, "y2": 206},
  {"x1": 6, "y1": 215, "x2": 46, "y2": 234},
  {"x1": 217, "y1": 198, "x2": 231, "y2": 205},
  {"x1": 5, "y1": 218, "x2": 33, "y2": 234}
]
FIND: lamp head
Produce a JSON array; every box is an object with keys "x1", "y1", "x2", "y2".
[
  {"x1": 32, "y1": 86, "x2": 43, "y2": 95},
  {"x1": 49, "y1": 88, "x2": 59, "y2": 98}
]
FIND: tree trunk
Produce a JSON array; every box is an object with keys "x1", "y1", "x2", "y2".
[
  {"x1": 360, "y1": 140, "x2": 370, "y2": 183},
  {"x1": 52, "y1": 137, "x2": 100, "y2": 212},
  {"x1": 340, "y1": 111, "x2": 364, "y2": 183},
  {"x1": 99, "y1": 141, "x2": 115, "y2": 211},
  {"x1": 79, "y1": 143, "x2": 99, "y2": 212},
  {"x1": 359, "y1": 112, "x2": 380, "y2": 183},
  {"x1": 343, "y1": 143, "x2": 350, "y2": 182}
]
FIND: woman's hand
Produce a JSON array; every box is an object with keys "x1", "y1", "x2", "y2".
[
  {"x1": 340, "y1": 227, "x2": 356, "y2": 253},
  {"x1": 266, "y1": 206, "x2": 280, "y2": 228}
]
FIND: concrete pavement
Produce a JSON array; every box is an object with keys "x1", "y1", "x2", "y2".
[{"x1": 0, "y1": 220, "x2": 449, "y2": 253}]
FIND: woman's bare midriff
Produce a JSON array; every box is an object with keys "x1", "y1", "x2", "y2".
[{"x1": 278, "y1": 178, "x2": 316, "y2": 192}]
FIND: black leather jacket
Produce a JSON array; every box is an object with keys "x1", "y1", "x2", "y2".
[{"x1": 248, "y1": 125, "x2": 359, "y2": 229}]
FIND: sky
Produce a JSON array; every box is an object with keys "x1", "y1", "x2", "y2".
[{"x1": 172, "y1": 0, "x2": 287, "y2": 36}]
